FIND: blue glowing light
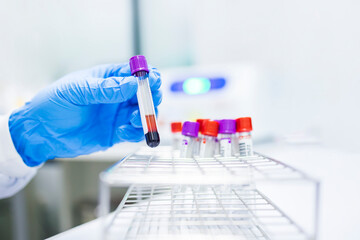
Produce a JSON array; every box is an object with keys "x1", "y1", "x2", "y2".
[
  {"x1": 182, "y1": 77, "x2": 211, "y2": 95},
  {"x1": 170, "y1": 76, "x2": 227, "y2": 94}
]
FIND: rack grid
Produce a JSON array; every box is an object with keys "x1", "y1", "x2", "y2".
[
  {"x1": 106, "y1": 185, "x2": 309, "y2": 240},
  {"x1": 99, "y1": 146, "x2": 319, "y2": 240},
  {"x1": 101, "y1": 146, "x2": 314, "y2": 186}
]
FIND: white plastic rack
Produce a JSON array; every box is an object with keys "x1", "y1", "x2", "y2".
[{"x1": 99, "y1": 146, "x2": 319, "y2": 240}]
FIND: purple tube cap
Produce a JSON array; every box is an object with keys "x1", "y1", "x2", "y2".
[
  {"x1": 182, "y1": 121, "x2": 200, "y2": 137},
  {"x1": 219, "y1": 119, "x2": 236, "y2": 134},
  {"x1": 129, "y1": 55, "x2": 149, "y2": 75}
]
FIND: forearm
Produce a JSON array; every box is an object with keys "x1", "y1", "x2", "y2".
[{"x1": 0, "y1": 114, "x2": 40, "y2": 199}]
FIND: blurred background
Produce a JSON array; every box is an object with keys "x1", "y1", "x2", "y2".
[{"x1": 0, "y1": 0, "x2": 359, "y2": 239}]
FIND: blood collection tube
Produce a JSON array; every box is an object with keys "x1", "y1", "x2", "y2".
[
  {"x1": 129, "y1": 55, "x2": 160, "y2": 148},
  {"x1": 195, "y1": 119, "x2": 209, "y2": 155},
  {"x1": 213, "y1": 119, "x2": 222, "y2": 155},
  {"x1": 180, "y1": 121, "x2": 200, "y2": 158},
  {"x1": 236, "y1": 117, "x2": 253, "y2": 156},
  {"x1": 171, "y1": 122, "x2": 182, "y2": 150},
  {"x1": 218, "y1": 119, "x2": 236, "y2": 157},
  {"x1": 199, "y1": 121, "x2": 219, "y2": 158}
]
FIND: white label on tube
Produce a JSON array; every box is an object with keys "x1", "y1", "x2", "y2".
[
  {"x1": 214, "y1": 138, "x2": 220, "y2": 155},
  {"x1": 193, "y1": 137, "x2": 200, "y2": 156},
  {"x1": 220, "y1": 137, "x2": 232, "y2": 157},
  {"x1": 200, "y1": 137, "x2": 216, "y2": 158},
  {"x1": 238, "y1": 134, "x2": 253, "y2": 156},
  {"x1": 172, "y1": 132, "x2": 182, "y2": 150},
  {"x1": 180, "y1": 137, "x2": 194, "y2": 158},
  {"x1": 199, "y1": 137, "x2": 206, "y2": 157},
  {"x1": 181, "y1": 139, "x2": 188, "y2": 154}
]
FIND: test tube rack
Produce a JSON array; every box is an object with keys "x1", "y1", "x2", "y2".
[{"x1": 99, "y1": 146, "x2": 320, "y2": 240}]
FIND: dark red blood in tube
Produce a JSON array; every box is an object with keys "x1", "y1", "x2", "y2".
[
  {"x1": 145, "y1": 115, "x2": 158, "y2": 132},
  {"x1": 145, "y1": 115, "x2": 160, "y2": 147}
]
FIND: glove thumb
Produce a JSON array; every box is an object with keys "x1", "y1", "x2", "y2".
[{"x1": 60, "y1": 76, "x2": 138, "y2": 105}]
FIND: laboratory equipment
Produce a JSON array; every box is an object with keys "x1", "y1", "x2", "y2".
[
  {"x1": 99, "y1": 146, "x2": 320, "y2": 239},
  {"x1": 170, "y1": 77, "x2": 226, "y2": 94},
  {"x1": 199, "y1": 120, "x2": 219, "y2": 157},
  {"x1": 236, "y1": 117, "x2": 253, "y2": 156},
  {"x1": 129, "y1": 55, "x2": 160, "y2": 148},
  {"x1": 218, "y1": 119, "x2": 236, "y2": 157},
  {"x1": 180, "y1": 121, "x2": 199, "y2": 158},
  {"x1": 170, "y1": 122, "x2": 182, "y2": 150},
  {"x1": 158, "y1": 63, "x2": 259, "y2": 133}
]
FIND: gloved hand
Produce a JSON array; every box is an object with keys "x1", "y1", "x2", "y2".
[{"x1": 9, "y1": 63, "x2": 162, "y2": 167}]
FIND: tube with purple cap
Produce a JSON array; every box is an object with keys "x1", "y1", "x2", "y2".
[
  {"x1": 180, "y1": 121, "x2": 200, "y2": 158},
  {"x1": 218, "y1": 119, "x2": 236, "y2": 157},
  {"x1": 129, "y1": 55, "x2": 160, "y2": 148}
]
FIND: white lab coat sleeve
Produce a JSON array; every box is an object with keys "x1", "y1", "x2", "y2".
[{"x1": 0, "y1": 114, "x2": 40, "y2": 199}]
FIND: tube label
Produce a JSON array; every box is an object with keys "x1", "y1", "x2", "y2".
[
  {"x1": 220, "y1": 137, "x2": 232, "y2": 157},
  {"x1": 180, "y1": 136, "x2": 194, "y2": 158},
  {"x1": 238, "y1": 134, "x2": 253, "y2": 156},
  {"x1": 199, "y1": 137, "x2": 206, "y2": 157}
]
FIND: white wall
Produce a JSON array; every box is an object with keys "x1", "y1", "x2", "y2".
[
  {"x1": 0, "y1": 0, "x2": 133, "y2": 112},
  {"x1": 0, "y1": 0, "x2": 359, "y2": 151},
  {"x1": 141, "y1": 0, "x2": 360, "y2": 151}
]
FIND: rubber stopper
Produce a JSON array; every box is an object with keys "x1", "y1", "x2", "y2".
[
  {"x1": 236, "y1": 117, "x2": 253, "y2": 132},
  {"x1": 171, "y1": 122, "x2": 182, "y2": 133},
  {"x1": 129, "y1": 55, "x2": 149, "y2": 75},
  {"x1": 203, "y1": 121, "x2": 219, "y2": 137},
  {"x1": 182, "y1": 121, "x2": 200, "y2": 137}
]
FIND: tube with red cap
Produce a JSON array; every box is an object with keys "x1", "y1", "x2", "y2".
[
  {"x1": 199, "y1": 121, "x2": 219, "y2": 157},
  {"x1": 129, "y1": 55, "x2": 160, "y2": 148},
  {"x1": 236, "y1": 117, "x2": 253, "y2": 156},
  {"x1": 171, "y1": 122, "x2": 182, "y2": 150},
  {"x1": 195, "y1": 119, "x2": 209, "y2": 155}
]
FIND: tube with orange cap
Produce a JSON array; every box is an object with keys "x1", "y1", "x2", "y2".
[
  {"x1": 171, "y1": 122, "x2": 182, "y2": 150},
  {"x1": 199, "y1": 121, "x2": 219, "y2": 158},
  {"x1": 195, "y1": 119, "x2": 209, "y2": 155},
  {"x1": 236, "y1": 117, "x2": 253, "y2": 156}
]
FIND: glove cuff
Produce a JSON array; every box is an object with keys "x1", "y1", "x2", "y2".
[{"x1": 9, "y1": 107, "x2": 52, "y2": 167}]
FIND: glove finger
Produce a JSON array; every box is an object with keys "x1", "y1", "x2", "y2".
[
  {"x1": 130, "y1": 110, "x2": 142, "y2": 128},
  {"x1": 152, "y1": 90, "x2": 163, "y2": 107},
  {"x1": 114, "y1": 124, "x2": 144, "y2": 143},
  {"x1": 155, "y1": 107, "x2": 159, "y2": 118},
  {"x1": 121, "y1": 64, "x2": 161, "y2": 89},
  {"x1": 88, "y1": 63, "x2": 160, "y2": 86},
  {"x1": 114, "y1": 63, "x2": 132, "y2": 77},
  {"x1": 129, "y1": 94, "x2": 138, "y2": 105},
  {"x1": 110, "y1": 63, "x2": 158, "y2": 80},
  {"x1": 63, "y1": 76, "x2": 138, "y2": 105},
  {"x1": 148, "y1": 69, "x2": 162, "y2": 91},
  {"x1": 89, "y1": 63, "x2": 131, "y2": 78}
]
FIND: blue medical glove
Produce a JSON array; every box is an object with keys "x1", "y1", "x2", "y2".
[{"x1": 9, "y1": 63, "x2": 162, "y2": 167}]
